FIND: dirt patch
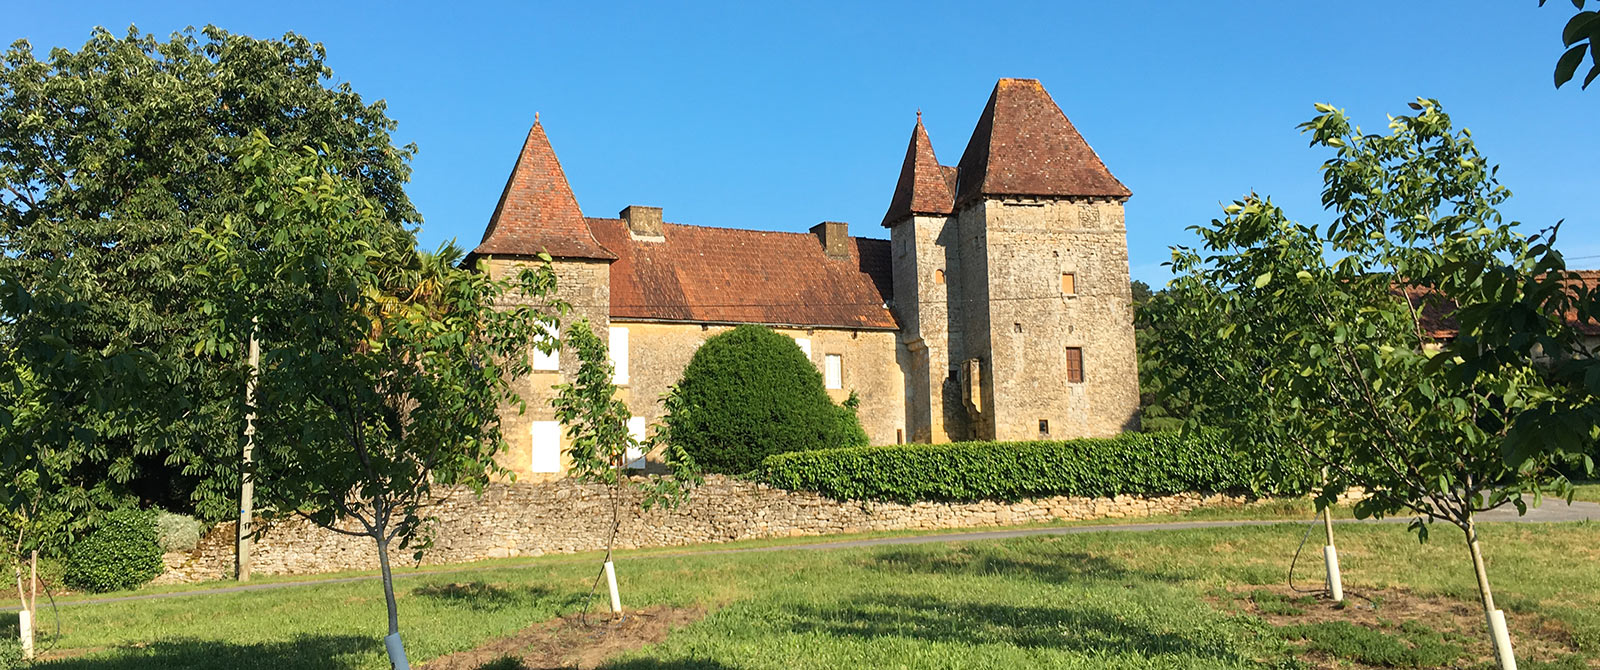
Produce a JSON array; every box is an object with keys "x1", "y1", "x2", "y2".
[
  {"x1": 423, "y1": 605, "x2": 706, "y2": 670},
  {"x1": 1213, "y1": 585, "x2": 1592, "y2": 668}
]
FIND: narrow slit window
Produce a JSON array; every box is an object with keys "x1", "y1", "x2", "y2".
[
  {"x1": 1061, "y1": 272, "x2": 1076, "y2": 295},
  {"x1": 1064, "y1": 347, "x2": 1084, "y2": 383},
  {"x1": 824, "y1": 354, "x2": 843, "y2": 389},
  {"x1": 934, "y1": 269, "x2": 946, "y2": 284},
  {"x1": 1038, "y1": 419, "x2": 1050, "y2": 435}
]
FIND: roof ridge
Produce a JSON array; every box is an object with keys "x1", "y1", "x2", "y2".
[{"x1": 471, "y1": 120, "x2": 616, "y2": 261}]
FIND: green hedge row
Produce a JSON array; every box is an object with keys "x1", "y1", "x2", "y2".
[{"x1": 757, "y1": 431, "x2": 1314, "y2": 503}]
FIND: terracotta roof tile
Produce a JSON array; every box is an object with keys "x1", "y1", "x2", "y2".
[
  {"x1": 471, "y1": 121, "x2": 616, "y2": 261},
  {"x1": 590, "y1": 219, "x2": 897, "y2": 329},
  {"x1": 881, "y1": 116, "x2": 954, "y2": 226},
  {"x1": 1404, "y1": 270, "x2": 1600, "y2": 339},
  {"x1": 955, "y1": 78, "x2": 1130, "y2": 205}
]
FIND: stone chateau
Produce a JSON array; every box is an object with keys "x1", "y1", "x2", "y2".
[{"x1": 466, "y1": 78, "x2": 1140, "y2": 478}]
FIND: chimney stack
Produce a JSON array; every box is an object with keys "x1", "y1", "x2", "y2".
[
  {"x1": 620, "y1": 205, "x2": 664, "y2": 239},
  {"x1": 811, "y1": 221, "x2": 850, "y2": 259}
]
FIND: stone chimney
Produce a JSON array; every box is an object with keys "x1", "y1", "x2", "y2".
[
  {"x1": 810, "y1": 221, "x2": 850, "y2": 259},
  {"x1": 620, "y1": 205, "x2": 664, "y2": 239}
]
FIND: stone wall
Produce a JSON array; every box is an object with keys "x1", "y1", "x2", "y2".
[{"x1": 157, "y1": 475, "x2": 1250, "y2": 584}]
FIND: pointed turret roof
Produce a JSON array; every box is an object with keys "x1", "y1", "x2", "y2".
[
  {"x1": 955, "y1": 78, "x2": 1130, "y2": 205},
  {"x1": 472, "y1": 119, "x2": 616, "y2": 260},
  {"x1": 881, "y1": 113, "x2": 955, "y2": 226}
]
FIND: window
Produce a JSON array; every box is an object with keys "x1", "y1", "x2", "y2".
[
  {"x1": 934, "y1": 269, "x2": 946, "y2": 284},
  {"x1": 1038, "y1": 419, "x2": 1050, "y2": 435},
  {"x1": 1064, "y1": 347, "x2": 1084, "y2": 383},
  {"x1": 608, "y1": 326, "x2": 629, "y2": 384},
  {"x1": 625, "y1": 416, "x2": 647, "y2": 469},
  {"x1": 1061, "y1": 272, "x2": 1076, "y2": 295},
  {"x1": 824, "y1": 354, "x2": 843, "y2": 389},
  {"x1": 794, "y1": 337, "x2": 812, "y2": 359},
  {"x1": 530, "y1": 421, "x2": 562, "y2": 473},
  {"x1": 532, "y1": 324, "x2": 559, "y2": 371}
]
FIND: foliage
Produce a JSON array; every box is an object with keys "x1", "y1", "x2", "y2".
[
  {"x1": 551, "y1": 320, "x2": 701, "y2": 513},
  {"x1": 64, "y1": 507, "x2": 163, "y2": 593},
  {"x1": 1134, "y1": 282, "x2": 1204, "y2": 432},
  {"x1": 1150, "y1": 99, "x2": 1575, "y2": 536},
  {"x1": 1547, "y1": 0, "x2": 1600, "y2": 89},
  {"x1": 191, "y1": 134, "x2": 560, "y2": 642},
  {"x1": 0, "y1": 25, "x2": 418, "y2": 521},
  {"x1": 154, "y1": 511, "x2": 204, "y2": 553},
  {"x1": 758, "y1": 431, "x2": 1313, "y2": 503},
  {"x1": 667, "y1": 325, "x2": 867, "y2": 474}
]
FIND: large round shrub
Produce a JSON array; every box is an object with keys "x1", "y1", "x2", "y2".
[
  {"x1": 65, "y1": 508, "x2": 164, "y2": 593},
  {"x1": 668, "y1": 325, "x2": 868, "y2": 473}
]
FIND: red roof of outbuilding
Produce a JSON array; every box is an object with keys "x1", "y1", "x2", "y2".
[
  {"x1": 881, "y1": 116, "x2": 955, "y2": 226},
  {"x1": 471, "y1": 121, "x2": 616, "y2": 261},
  {"x1": 955, "y1": 78, "x2": 1130, "y2": 205},
  {"x1": 589, "y1": 219, "x2": 897, "y2": 329}
]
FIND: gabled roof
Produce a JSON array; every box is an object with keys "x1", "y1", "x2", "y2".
[
  {"x1": 955, "y1": 78, "x2": 1130, "y2": 205},
  {"x1": 471, "y1": 120, "x2": 616, "y2": 261},
  {"x1": 881, "y1": 114, "x2": 954, "y2": 226},
  {"x1": 589, "y1": 219, "x2": 897, "y2": 330}
]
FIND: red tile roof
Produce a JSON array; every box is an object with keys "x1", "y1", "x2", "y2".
[
  {"x1": 955, "y1": 78, "x2": 1131, "y2": 205},
  {"x1": 471, "y1": 121, "x2": 616, "y2": 261},
  {"x1": 589, "y1": 219, "x2": 897, "y2": 329},
  {"x1": 1404, "y1": 271, "x2": 1600, "y2": 339},
  {"x1": 881, "y1": 115, "x2": 954, "y2": 226}
]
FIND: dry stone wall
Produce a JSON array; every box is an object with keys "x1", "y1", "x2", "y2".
[{"x1": 158, "y1": 475, "x2": 1250, "y2": 584}]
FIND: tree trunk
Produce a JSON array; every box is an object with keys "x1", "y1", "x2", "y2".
[
  {"x1": 1464, "y1": 514, "x2": 1516, "y2": 670},
  {"x1": 375, "y1": 534, "x2": 400, "y2": 637}
]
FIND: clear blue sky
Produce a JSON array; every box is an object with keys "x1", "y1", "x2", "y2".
[{"x1": 11, "y1": 1, "x2": 1598, "y2": 285}]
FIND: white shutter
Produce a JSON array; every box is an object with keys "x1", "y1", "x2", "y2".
[
  {"x1": 626, "y1": 416, "x2": 647, "y2": 469},
  {"x1": 609, "y1": 326, "x2": 629, "y2": 385},
  {"x1": 824, "y1": 354, "x2": 842, "y2": 389},
  {"x1": 532, "y1": 323, "x2": 559, "y2": 371},
  {"x1": 530, "y1": 421, "x2": 562, "y2": 473},
  {"x1": 794, "y1": 337, "x2": 812, "y2": 359}
]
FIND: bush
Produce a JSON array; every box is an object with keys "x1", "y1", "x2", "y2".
[
  {"x1": 154, "y1": 510, "x2": 204, "y2": 553},
  {"x1": 667, "y1": 325, "x2": 869, "y2": 474},
  {"x1": 758, "y1": 431, "x2": 1315, "y2": 503},
  {"x1": 65, "y1": 508, "x2": 164, "y2": 593}
]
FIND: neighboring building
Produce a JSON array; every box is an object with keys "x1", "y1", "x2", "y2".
[{"x1": 466, "y1": 78, "x2": 1141, "y2": 479}]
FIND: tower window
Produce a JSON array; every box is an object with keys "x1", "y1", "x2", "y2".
[
  {"x1": 934, "y1": 269, "x2": 946, "y2": 284},
  {"x1": 1061, "y1": 272, "x2": 1077, "y2": 295},
  {"x1": 1065, "y1": 347, "x2": 1084, "y2": 383},
  {"x1": 1013, "y1": 322, "x2": 1023, "y2": 333},
  {"x1": 1039, "y1": 419, "x2": 1050, "y2": 435}
]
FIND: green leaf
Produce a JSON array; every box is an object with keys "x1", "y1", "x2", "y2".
[
  {"x1": 1254, "y1": 272, "x2": 1273, "y2": 288},
  {"x1": 1562, "y1": 10, "x2": 1599, "y2": 45},
  {"x1": 1556, "y1": 43, "x2": 1588, "y2": 88}
]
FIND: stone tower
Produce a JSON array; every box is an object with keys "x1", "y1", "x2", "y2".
[{"x1": 886, "y1": 78, "x2": 1140, "y2": 443}]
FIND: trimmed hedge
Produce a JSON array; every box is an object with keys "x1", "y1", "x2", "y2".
[
  {"x1": 65, "y1": 508, "x2": 164, "y2": 593},
  {"x1": 758, "y1": 431, "x2": 1314, "y2": 503}
]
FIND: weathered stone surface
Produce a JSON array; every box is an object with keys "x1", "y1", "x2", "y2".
[{"x1": 155, "y1": 475, "x2": 1250, "y2": 584}]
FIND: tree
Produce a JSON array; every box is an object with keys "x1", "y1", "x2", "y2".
[
  {"x1": 667, "y1": 325, "x2": 868, "y2": 474},
  {"x1": 1547, "y1": 0, "x2": 1600, "y2": 88},
  {"x1": 1149, "y1": 100, "x2": 1577, "y2": 669},
  {"x1": 0, "y1": 25, "x2": 417, "y2": 521},
  {"x1": 193, "y1": 135, "x2": 559, "y2": 668},
  {"x1": 550, "y1": 320, "x2": 700, "y2": 617}
]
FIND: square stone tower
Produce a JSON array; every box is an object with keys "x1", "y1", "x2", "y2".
[{"x1": 885, "y1": 79, "x2": 1140, "y2": 442}]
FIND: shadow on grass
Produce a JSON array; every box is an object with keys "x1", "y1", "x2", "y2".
[
  {"x1": 604, "y1": 658, "x2": 742, "y2": 669},
  {"x1": 866, "y1": 546, "x2": 1182, "y2": 585},
  {"x1": 411, "y1": 581, "x2": 570, "y2": 613},
  {"x1": 787, "y1": 594, "x2": 1243, "y2": 662},
  {"x1": 39, "y1": 634, "x2": 373, "y2": 670}
]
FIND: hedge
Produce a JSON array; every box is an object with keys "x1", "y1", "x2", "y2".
[
  {"x1": 757, "y1": 431, "x2": 1314, "y2": 503},
  {"x1": 65, "y1": 508, "x2": 164, "y2": 593}
]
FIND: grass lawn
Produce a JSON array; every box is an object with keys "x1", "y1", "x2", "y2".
[{"x1": 8, "y1": 518, "x2": 1598, "y2": 669}]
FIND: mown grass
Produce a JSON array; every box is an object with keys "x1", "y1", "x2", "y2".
[{"x1": 6, "y1": 519, "x2": 1597, "y2": 669}]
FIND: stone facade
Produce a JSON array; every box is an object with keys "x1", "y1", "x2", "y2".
[{"x1": 156, "y1": 475, "x2": 1252, "y2": 584}]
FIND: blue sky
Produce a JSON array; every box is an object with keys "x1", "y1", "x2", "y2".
[{"x1": 10, "y1": 1, "x2": 1598, "y2": 285}]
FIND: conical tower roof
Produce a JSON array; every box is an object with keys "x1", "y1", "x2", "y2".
[
  {"x1": 472, "y1": 119, "x2": 616, "y2": 260},
  {"x1": 881, "y1": 113, "x2": 955, "y2": 227},
  {"x1": 955, "y1": 78, "x2": 1130, "y2": 205}
]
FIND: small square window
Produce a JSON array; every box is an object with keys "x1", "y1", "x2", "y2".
[
  {"x1": 1013, "y1": 323, "x2": 1023, "y2": 333},
  {"x1": 1061, "y1": 272, "x2": 1076, "y2": 295},
  {"x1": 1064, "y1": 347, "x2": 1084, "y2": 383},
  {"x1": 1038, "y1": 419, "x2": 1050, "y2": 435},
  {"x1": 935, "y1": 269, "x2": 946, "y2": 284}
]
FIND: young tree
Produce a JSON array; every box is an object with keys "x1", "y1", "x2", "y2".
[
  {"x1": 1149, "y1": 100, "x2": 1576, "y2": 669},
  {"x1": 0, "y1": 25, "x2": 418, "y2": 521},
  {"x1": 551, "y1": 320, "x2": 700, "y2": 618},
  {"x1": 193, "y1": 135, "x2": 560, "y2": 668}
]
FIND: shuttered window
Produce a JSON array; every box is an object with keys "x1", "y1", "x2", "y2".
[
  {"x1": 609, "y1": 326, "x2": 629, "y2": 385},
  {"x1": 825, "y1": 354, "x2": 843, "y2": 389},
  {"x1": 530, "y1": 421, "x2": 562, "y2": 473},
  {"x1": 1065, "y1": 347, "x2": 1084, "y2": 383}
]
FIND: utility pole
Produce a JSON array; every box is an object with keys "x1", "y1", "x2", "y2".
[{"x1": 237, "y1": 327, "x2": 259, "y2": 581}]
